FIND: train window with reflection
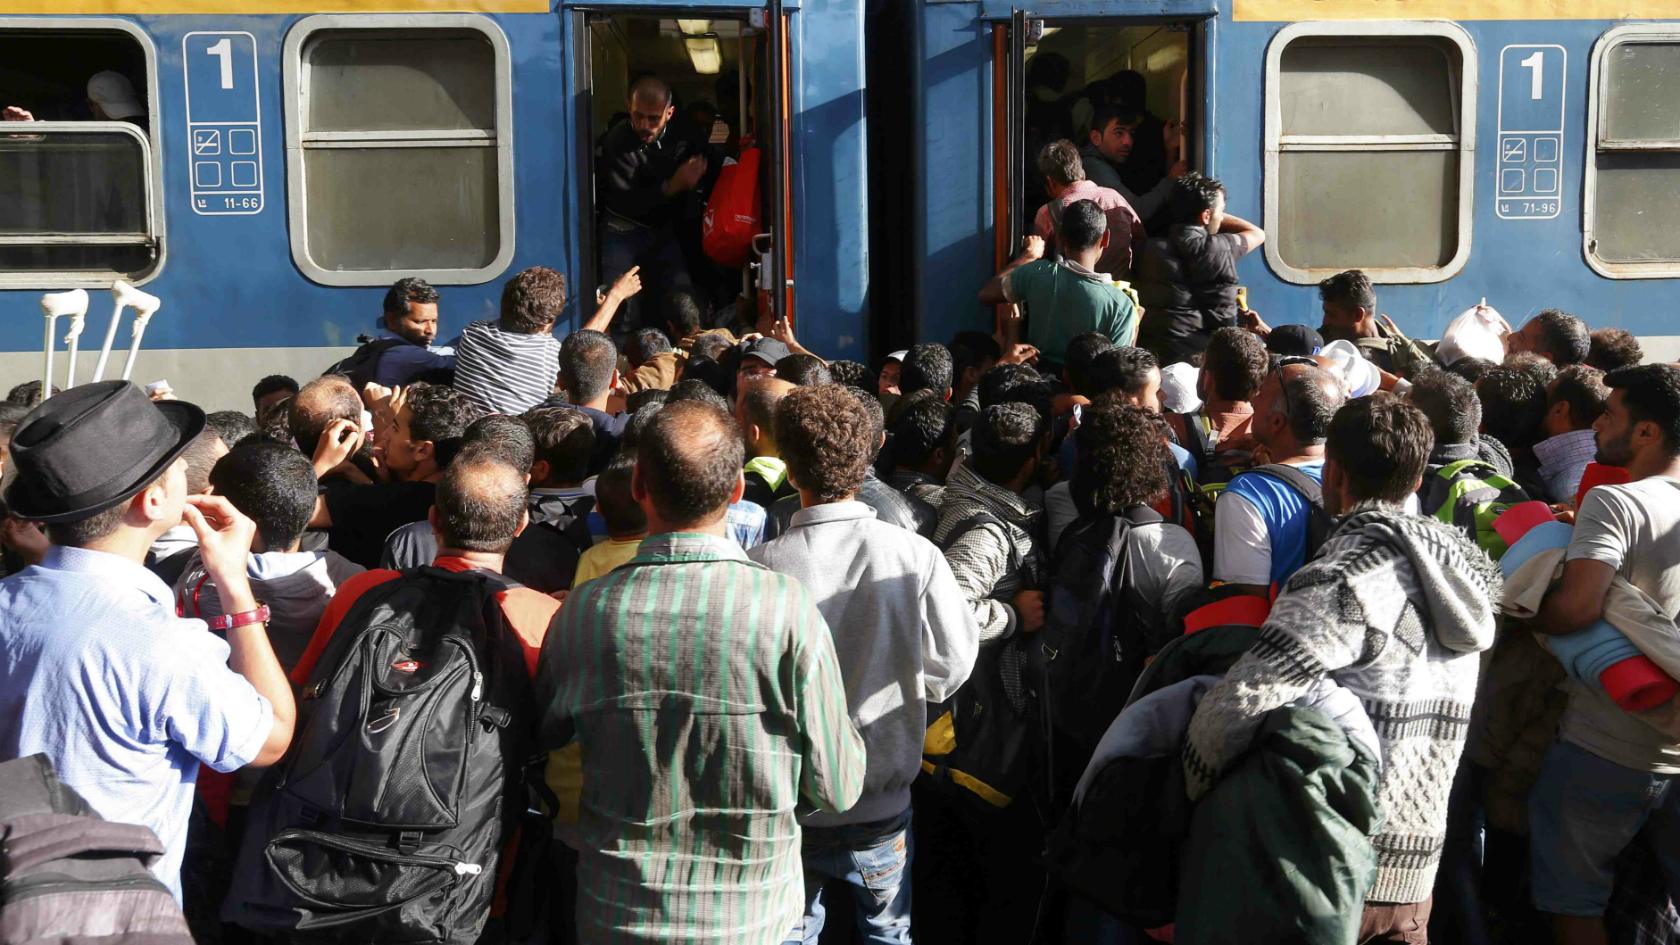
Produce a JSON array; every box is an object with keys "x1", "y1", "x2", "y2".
[
  {"x1": 1587, "y1": 27, "x2": 1680, "y2": 278},
  {"x1": 283, "y1": 14, "x2": 515, "y2": 287},
  {"x1": 1262, "y1": 23, "x2": 1476, "y2": 285},
  {"x1": 0, "y1": 20, "x2": 163, "y2": 289}
]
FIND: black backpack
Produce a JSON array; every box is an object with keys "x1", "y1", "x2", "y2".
[
  {"x1": 1035, "y1": 507, "x2": 1164, "y2": 750},
  {"x1": 921, "y1": 511, "x2": 1041, "y2": 811},
  {"x1": 1245, "y1": 463, "x2": 1336, "y2": 565},
  {"x1": 323, "y1": 338, "x2": 406, "y2": 391},
  {"x1": 224, "y1": 567, "x2": 540, "y2": 945},
  {"x1": 0, "y1": 754, "x2": 193, "y2": 945}
]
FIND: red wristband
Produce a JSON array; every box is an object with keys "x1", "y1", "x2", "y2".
[{"x1": 205, "y1": 604, "x2": 270, "y2": 632}]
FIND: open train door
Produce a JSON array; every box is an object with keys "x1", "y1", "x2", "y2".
[
  {"x1": 573, "y1": 6, "x2": 793, "y2": 333},
  {"x1": 992, "y1": 9, "x2": 1027, "y2": 271},
  {"x1": 760, "y1": 0, "x2": 795, "y2": 325}
]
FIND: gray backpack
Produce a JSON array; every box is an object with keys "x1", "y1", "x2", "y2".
[{"x1": 0, "y1": 754, "x2": 192, "y2": 945}]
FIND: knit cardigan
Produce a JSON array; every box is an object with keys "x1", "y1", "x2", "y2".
[{"x1": 1184, "y1": 503, "x2": 1501, "y2": 903}]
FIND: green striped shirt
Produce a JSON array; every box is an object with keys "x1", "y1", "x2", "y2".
[{"x1": 537, "y1": 532, "x2": 866, "y2": 945}]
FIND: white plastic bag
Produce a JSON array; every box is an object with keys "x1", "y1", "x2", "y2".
[{"x1": 1435, "y1": 300, "x2": 1511, "y2": 367}]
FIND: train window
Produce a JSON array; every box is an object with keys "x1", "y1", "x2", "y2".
[
  {"x1": 283, "y1": 14, "x2": 514, "y2": 287},
  {"x1": 1587, "y1": 27, "x2": 1680, "y2": 277},
  {"x1": 0, "y1": 19, "x2": 163, "y2": 289},
  {"x1": 1262, "y1": 22, "x2": 1475, "y2": 285}
]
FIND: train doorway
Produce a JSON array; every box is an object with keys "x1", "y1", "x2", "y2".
[
  {"x1": 995, "y1": 16, "x2": 1207, "y2": 271},
  {"x1": 575, "y1": 7, "x2": 792, "y2": 338}
]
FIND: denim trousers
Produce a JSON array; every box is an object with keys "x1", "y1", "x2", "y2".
[{"x1": 784, "y1": 809, "x2": 914, "y2": 945}]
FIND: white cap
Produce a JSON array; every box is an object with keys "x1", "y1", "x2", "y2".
[
  {"x1": 885, "y1": 350, "x2": 908, "y2": 363},
  {"x1": 87, "y1": 71, "x2": 144, "y2": 121},
  {"x1": 1159, "y1": 361, "x2": 1201, "y2": 414},
  {"x1": 1319, "y1": 340, "x2": 1382, "y2": 399}
]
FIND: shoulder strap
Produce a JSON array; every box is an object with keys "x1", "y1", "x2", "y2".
[
  {"x1": 1252, "y1": 463, "x2": 1324, "y2": 507},
  {"x1": 1121, "y1": 505, "x2": 1165, "y2": 527}
]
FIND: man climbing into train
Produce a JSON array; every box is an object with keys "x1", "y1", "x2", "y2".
[{"x1": 598, "y1": 74, "x2": 710, "y2": 330}]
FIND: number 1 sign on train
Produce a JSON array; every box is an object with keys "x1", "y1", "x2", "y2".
[
  {"x1": 183, "y1": 32, "x2": 264, "y2": 216},
  {"x1": 1497, "y1": 44, "x2": 1566, "y2": 221}
]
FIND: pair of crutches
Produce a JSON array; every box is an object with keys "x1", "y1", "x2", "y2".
[{"x1": 37, "y1": 281, "x2": 161, "y2": 401}]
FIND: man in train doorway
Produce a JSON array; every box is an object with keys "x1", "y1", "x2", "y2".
[{"x1": 598, "y1": 75, "x2": 709, "y2": 333}]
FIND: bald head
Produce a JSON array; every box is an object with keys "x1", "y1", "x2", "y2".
[
  {"x1": 434, "y1": 447, "x2": 528, "y2": 554},
  {"x1": 628, "y1": 75, "x2": 675, "y2": 145},
  {"x1": 736, "y1": 377, "x2": 797, "y2": 456},
  {"x1": 290, "y1": 376, "x2": 362, "y2": 455},
  {"x1": 1257, "y1": 363, "x2": 1345, "y2": 448},
  {"x1": 634, "y1": 401, "x2": 745, "y2": 530}
]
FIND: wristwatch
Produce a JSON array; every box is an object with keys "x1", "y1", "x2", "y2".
[{"x1": 205, "y1": 604, "x2": 271, "y2": 633}]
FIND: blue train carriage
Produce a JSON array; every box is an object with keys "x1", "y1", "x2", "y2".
[
  {"x1": 905, "y1": 0, "x2": 1680, "y2": 363},
  {"x1": 0, "y1": 0, "x2": 870, "y2": 411}
]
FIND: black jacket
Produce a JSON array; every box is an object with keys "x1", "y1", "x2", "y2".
[
  {"x1": 597, "y1": 119, "x2": 707, "y2": 228},
  {"x1": 1134, "y1": 225, "x2": 1245, "y2": 364}
]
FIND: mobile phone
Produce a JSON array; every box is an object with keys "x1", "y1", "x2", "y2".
[
  {"x1": 145, "y1": 379, "x2": 172, "y2": 396},
  {"x1": 1235, "y1": 286, "x2": 1249, "y2": 311}
]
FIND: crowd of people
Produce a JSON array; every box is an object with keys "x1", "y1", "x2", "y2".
[{"x1": 1, "y1": 155, "x2": 1678, "y2": 945}]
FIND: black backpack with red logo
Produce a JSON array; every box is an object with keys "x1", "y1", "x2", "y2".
[{"x1": 224, "y1": 567, "x2": 537, "y2": 945}]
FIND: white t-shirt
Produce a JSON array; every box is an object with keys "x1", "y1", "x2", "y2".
[{"x1": 1563, "y1": 476, "x2": 1680, "y2": 772}]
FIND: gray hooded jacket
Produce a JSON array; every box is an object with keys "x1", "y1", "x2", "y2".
[{"x1": 1184, "y1": 502, "x2": 1501, "y2": 904}]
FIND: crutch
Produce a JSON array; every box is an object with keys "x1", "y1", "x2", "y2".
[
  {"x1": 39, "y1": 289, "x2": 88, "y2": 403},
  {"x1": 91, "y1": 281, "x2": 161, "y2": 383}
]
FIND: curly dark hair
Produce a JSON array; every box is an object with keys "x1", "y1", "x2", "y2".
[
  {"x1": 890, "y1": 391, "x2": 954, "y2": 470},
  {"x1": 978, "y1": 363, "x2": 1054, "y2": 418},
  {"x1": 827, "y1": 359, "x2": 874, "y2": 390},
  {"x1": 1588, "y1": 328, "x2": 1643, "y2": 373},
  {"x1": 972, "y1": 402, "x2": 1045, "y2": 485},
  {"x1": 1073, "y1": 400, "x2": 1170, "y2": 513},
  {"x1": 522, "y1": 406, "x2": 595, "y2": 485},
  {"x1": 902, "y1": 343, "x2": 955, "y2": 397},
  {"x1": 404, "y1": 381, "x2": 483, "y2": 466},
  {"x1": 775, "y1": 385, "x2": 876, "y2": 503},
  {"x1": 499, "y1": 266, "x2": 567, "y2": 334}
]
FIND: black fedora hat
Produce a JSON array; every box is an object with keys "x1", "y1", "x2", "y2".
[{"x1": 4, "y1": 381, "x2": 205, "y2": 524}]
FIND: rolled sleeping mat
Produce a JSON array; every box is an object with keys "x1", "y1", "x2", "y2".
[{"x1": 1495, "y1": 502, "x2": 1679, "y2": 712}]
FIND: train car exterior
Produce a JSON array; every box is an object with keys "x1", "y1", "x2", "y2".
[
  {"x1": 0, "y1": 0, "x2": 869, "y2": 410},
  {"x1": 906, "y1": 0, "x2": 1680, "y2": 362}
]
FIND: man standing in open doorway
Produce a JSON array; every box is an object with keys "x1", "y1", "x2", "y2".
[{"x1": 598, "y1": 74, "x2": 709, "y2": 331}]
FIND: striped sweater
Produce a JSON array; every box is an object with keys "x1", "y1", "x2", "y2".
[
  {"x1": 1184, "y1": 503, "x2": 1501, "y2": 903},
  {"x1": 452, "y1": 319, "x2": 561, "y2": 415}
]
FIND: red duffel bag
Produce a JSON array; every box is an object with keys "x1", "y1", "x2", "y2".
[{"x1": 703, "y1": 147, "x2": 762, "y2": 268}]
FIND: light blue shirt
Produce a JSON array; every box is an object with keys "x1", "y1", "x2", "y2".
[{"x1": 0, "y1": 545, "x2": 273, "y2": 900}]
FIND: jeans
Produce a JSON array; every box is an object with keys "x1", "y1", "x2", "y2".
[
  {"x1": 600, "y1": 219, "x2": 690, "y2": 333},
  {"x1": 784, "y1": 810, "x2": 913, "y2": 945}
]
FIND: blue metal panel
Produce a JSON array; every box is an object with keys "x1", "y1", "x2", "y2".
[
  {"x1": 912, "y1": 1, "x2": 996, "y2": 346},
  {"x1": 0, "y1": 1, "x2": 869, "y2": 364},
  {"x1": 1226, "y1": 18, "x2": 1674, "y2": 342}
]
